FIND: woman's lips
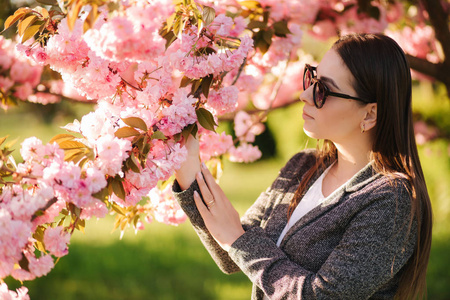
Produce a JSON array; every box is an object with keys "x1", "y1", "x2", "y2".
[{"x1": 302, "y1": 110, "x2": 314, "y2": 120}]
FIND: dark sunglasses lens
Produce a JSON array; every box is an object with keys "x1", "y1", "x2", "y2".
[
  {"x1": 314, "y1": 82, "x2": 325, "y2": 108},
  {"x1": 303, "y1": 68, "x2": 311, "y2": 90}
]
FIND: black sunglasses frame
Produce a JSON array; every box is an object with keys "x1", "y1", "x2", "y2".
[{"x1": 303, "y1": 64, "x2": 371, "y2": 108}]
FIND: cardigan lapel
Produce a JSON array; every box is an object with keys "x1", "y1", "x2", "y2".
[{"x1": 278, "y1": 162, "x2": 381, "y2": 248}]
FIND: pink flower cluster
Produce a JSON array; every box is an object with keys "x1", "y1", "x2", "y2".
[
  {"x1": 199, "y1": 131, "x2": 234, "y2": 162},
  {"x1": 0, "y1": 282, "x2": 29, "y2": 300},
  {"x1": 234, "y1": 111, "x2": 265, "y2": 143},
  {"x1": 168, "y1": 15, "x2": 253, "y2": 79},
  {"x1": 148, "y1": 184, "x2": 187, "y2": 226},
  {"x1": 229, "y1": 143, "x2": 262, "y2": 163},
  {"x1": 310, "y1": 1, "x2": 392, "y2": 41},
  {"x1": 0, "y1": 37, "x2": 43, "y2": 107},
  {"x1": 84, "y1": 1, "x2": 173, "y2": 63}
]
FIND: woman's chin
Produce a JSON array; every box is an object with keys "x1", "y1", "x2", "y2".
[{"x1": 303, "y1": 126, "x2": 319, "y2": 139}]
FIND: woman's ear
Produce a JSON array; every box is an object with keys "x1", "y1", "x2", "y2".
[{"x1": 363, "y1": 103, "x2": 377, "y2": 131}]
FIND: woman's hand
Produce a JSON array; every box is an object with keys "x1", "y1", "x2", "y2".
[
  {"x1": 175, "y1": 134, "x2": 201, "y2": 190},
  {"x1": 193, "y1": 163, "x2": 245, "y2": 252}
]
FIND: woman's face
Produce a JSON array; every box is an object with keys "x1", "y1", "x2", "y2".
[{"x1": 300, "y1": 49, "x2": 369, "y2": 144}]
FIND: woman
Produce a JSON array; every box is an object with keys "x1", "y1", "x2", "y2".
[{"x1": 173, "y1": 33, "x2": 432, "y2": 299}]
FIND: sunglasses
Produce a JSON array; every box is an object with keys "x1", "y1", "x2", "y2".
[{"x1": 303, "y1": 64, "x2": 372, "y2": 108}]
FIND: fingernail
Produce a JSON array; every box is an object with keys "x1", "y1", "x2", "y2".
[
  {"x1": 201, "y1": 162, "x2": 206, "y2": 169},
  {"x1": 194, "y1": 190, "x2": 199, "y2": 197}
]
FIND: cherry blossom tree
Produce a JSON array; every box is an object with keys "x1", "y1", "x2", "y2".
[{"x1": 0, "y1": 0, "x2": 448, "y2": 297}]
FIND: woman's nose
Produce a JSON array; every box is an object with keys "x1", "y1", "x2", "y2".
[{"x1": 299, "y1": 85, "x2": 314, "y2": 106}]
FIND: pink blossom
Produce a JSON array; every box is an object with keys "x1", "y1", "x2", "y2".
[
  {"x1": 27, "y1": 253, "x2": 54, "y2": 277},
  {"x1": 310, "y1": 20, "x2": 338, "y2": 41},
  {"x1": 43, "y1": 226, "x2": 70, "y2": 257},
  {"x1": 199, "y1": 131, "x2": 233, "y2": 161},
  {"x1": 0, "y1": 76, "x2": 14, "y2": 92},
  {"x1": 85, "y1": 166, "x2": 108, "y2": 193},
  {"x1": 20, "y1": 137, "x2": 46, "y2": 162},
  {"x1": 337, "y1": 4, "x2": 388, "y2": 35},
  {"x1": 206, "y1": 85, "x2": 239, "y2": 115},
  {"x1": 0, "y1": 282, "x2": 30, "y2": 300},
  {"x1": 210, "y1": 14, "x2": 234, "y2": 36},
  {"x1": 0, "y1": 211, "x2": 32, "y2": 279},
  {"x1": 11, "y1": 268, "x2": 35, "y2": 282},
  {"x1": 31, "y1": 46, "x2": 47, "y2": 65},
  {"x1": 27, "y1": 92, "x2": 60, "y2": 104},
  {"x1": 234, "y1": 111, "x2": 265, "y2": 143},
  {"x1": 58, "y1": 162, "x2": 82, "y2": 189},
  {"x1": 414, "y1": 121, "x2": 438, "y2": 145},
  {"x1": 95, "y1": 135, "x2": 131, "y2": 176},
  {"x1": 13, "y1": 83, "x2": 33, "y2": 101},
  {"x1": 32, "y1": 198, "x2": 65, "y2": 229},
  {"x1": 80, "y1": 200, "x2": 108, "y2": 220},
  {"x1": 148, "y1": 185, "x2": 187, "y2": 226},
  {"x1": 229, "y1": 143, "x2": 262, "y2": 163},
  {"x1": 158, "y1": 89, "x2": 197, "y2": 136}
]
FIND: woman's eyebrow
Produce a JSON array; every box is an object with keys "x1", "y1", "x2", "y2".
[{"x1": 319, "y1": 76, "x2": 341, "y2": 91}]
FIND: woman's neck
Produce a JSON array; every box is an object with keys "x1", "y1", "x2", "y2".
[{"x1": 327, "y1": 141, "x2": 372, "y2": 183}]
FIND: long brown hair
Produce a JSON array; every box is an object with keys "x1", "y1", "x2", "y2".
[{"x1": 289, "y1": 33, "x2": 432, "y2": 299}]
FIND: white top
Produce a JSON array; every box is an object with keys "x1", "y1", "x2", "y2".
[
  {"x1": 275, "y1": 163, "x2": 335, "y2": 247},
  {"x1": 263, "y1": 162, "x2": 369, "y2": 299}
]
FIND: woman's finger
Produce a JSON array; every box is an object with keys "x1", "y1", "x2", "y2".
[
  {"x1": 195, "y1": 171, "x2": 215, "y2": 205},
  {"x1": 200, "y1": 163, "x2": 220, "y2": 193},
  {"x1": 193, "y1": 190, "x2": 210, "y2": 217}
]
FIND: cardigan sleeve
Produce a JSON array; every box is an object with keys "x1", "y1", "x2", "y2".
[
  {"x1": 172, "y1": 151, "x2": 313, "y2": 275},
  {"x1": 227, "y1": 180, "x2": 417, "y2": 299}
]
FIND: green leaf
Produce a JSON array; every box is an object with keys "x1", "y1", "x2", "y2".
[
  {"x1": 180, "y1": 76, "x2": 193, "y2": 88},
  {"x1": 272, "y1": 21, "x2": 291, "y2": 37},
  {"x1": 3, "y1": 137, "x2": 19, "y2": 149},
  {"x1": 111, "y1": 178, "x2": 126, "y2": 200},
  {"x1": 253, "y1": 30, "x2": 271, "y2": 54},
  {"x1": 262, "y1": 28, "x2": 273, "y2": 44},
  {"x1": 18, "y1": 15, "x2": 37, "y2": 36},
  {"x1": 58, "y1": 140, "x2": 86, "y2": 150},
  {"x1": 0, "y1": 136, "x2": 8, "y2": 147},
  {"x1": 126, "y1": 156, "x2": 140, "y2": 173},
  {"x1": 18, "y1": 254, "x2": 30, "y2": 271},
  {"x1": 22, "y1": 23, "x2": 43, "y2": 42},
  {"x1": 239, "y1": 0, "x2": 261, "y2": 10},
  {"x1": 247, "y1": 20, "x2": 267, "y2": 30},
  {"x1": 151, "y1": 130, "x2": 167, "y2": 140},
  {"x1": 36, "y1": 0, "x2": 58, "y2": 5},
  {"x1": 181, "y1": 123, "x2": 198, "y2": 141},
  {"x1": 122, "y1": 117, "x2": 148, "y2": 132},
  {"x1": 201, "y1": 74, "x2": 214, "y2": 98},
  {"x1": 3, "y1": 8, "x2": 31, "y2": 31},
  {"x1": 166, "y1": 13, "x2": 176, "y2": 30},
  {"x1": 57, "y1": 217, "x2": 65, "y2": 227},
  {"x1": 202, "y1": 6, "x2": 216, "y2": 27},
  {"x1": 115, "y1": 127, "x2": 140, "y2": 138},
  {"x1": 75, "y1": 218, "x2": 85, "y2": 233},
  {"x1": 49, "y1": 133, "x2": 76, "y2": 144},
  {"x1": 64, "y1": 149, "x2": 86, "y2": 163},
  {"x1": 196, "y1": 108, "x2": 217, "y2": 132},
  {"x1": 191, "y1": 79, "x2": 202, "y2": 95},
  {"x1": 93, "y1": 188, "x2": 109, "y2": 201}
]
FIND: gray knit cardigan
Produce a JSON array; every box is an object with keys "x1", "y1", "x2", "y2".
[{"x1": 172, "y1": 150, "x2": 417, "y2": 299}]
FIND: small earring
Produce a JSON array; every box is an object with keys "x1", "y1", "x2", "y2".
[{"x1": 360, "y1": 123, "x2": 365, "y2": 133}]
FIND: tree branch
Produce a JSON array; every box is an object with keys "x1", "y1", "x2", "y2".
[
  {"x1": 406, "y1": 54, "x2": 450, "y2": 98},
  {"x1": 421, "y1": 0, "x2": 450, "y2": 61}
]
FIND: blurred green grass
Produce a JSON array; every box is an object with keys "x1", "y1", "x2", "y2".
[{"x1": 1, "y1": 83, "x2": 450, "y2": 299}]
